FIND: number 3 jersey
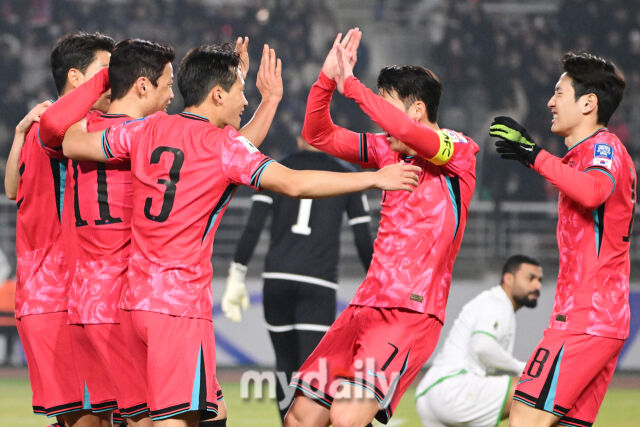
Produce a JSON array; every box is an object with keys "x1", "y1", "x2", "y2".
[
  {"x1": 67, "y1": 111, "x2": 133, "y2": 324},
  {"x1": 533, "y1": 129, "x2": 635, "y2": 339},
  {"x1": 101, "y1": 111, "x2": 272, "y2": 320}
]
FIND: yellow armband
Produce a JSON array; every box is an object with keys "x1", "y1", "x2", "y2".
[{"x1": 428, "y1": 130, "x2": 455, "y2": 166}]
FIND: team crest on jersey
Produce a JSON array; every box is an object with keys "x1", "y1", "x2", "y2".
[
  {"x1": 592, "y1": 143, "x2": 613, "y2": 169},
  {"x1": 236, "y1": 135, "x2": 258, "y2": 153}
]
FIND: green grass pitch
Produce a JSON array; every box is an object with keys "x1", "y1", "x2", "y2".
[{"x1": 1, "y1": 377, "x2": 639, "y2": 426}]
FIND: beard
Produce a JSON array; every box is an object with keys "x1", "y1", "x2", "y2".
[{"x1": 514, "y1": 291, "x2": 539, "y2": 308}]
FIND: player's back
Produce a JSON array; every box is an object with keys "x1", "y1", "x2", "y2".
[
  {"x1": 265, "y1": 151, "x2": 355, "y2": 283},
  {"x1": 15, "y1": 124, "x2": 70, "y2": 317},
  {"x1": 67, "y1": 111, "x2": 133, "y2": 324},
  {"x1": 102, "y1": 111, "x2": 271, "y2": 319}
]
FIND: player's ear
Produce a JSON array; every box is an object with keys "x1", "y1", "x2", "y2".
[
  {"x1": 67, "y1": 68, "x2": 83, "y2": 89},
  {"x1": 211, "y1": 86, "x2": 225, "y2": 106},
  {"x1": 134, "y1": 76, "x2": 148, "y2": 97},
  {"x1": 411, "y1": 101, "x2": 427, "y2": 121},
  {"x1": 580, "y1": 93, "x2": 598, "y2": 115}
]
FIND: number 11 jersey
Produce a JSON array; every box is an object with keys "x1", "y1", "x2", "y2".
[
  {"x1": 102, "y1": 111, "x2": 272, "y2": 320},
  {"x1": 67, "y1": 111, "x2": 133, "y2": 324}
]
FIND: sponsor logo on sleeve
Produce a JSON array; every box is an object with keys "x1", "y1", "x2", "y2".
[
  {"x1": 236, "y1": 135, "x2": 258, "y2": 154},
  {"x1": 592, "y1": 143, "x2": 614, "y2": 169}
]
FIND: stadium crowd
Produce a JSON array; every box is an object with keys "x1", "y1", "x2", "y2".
[{"x1": 0, "y1": 0, "x2": 638, "y2": 201}]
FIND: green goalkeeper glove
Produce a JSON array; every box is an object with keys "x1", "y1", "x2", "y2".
[
  {"x1": 222, "y1": 262, "x2": 249, "y2": 322},
  {"x1": 489, "y1": 116, "x2": 541, "y2": 167}
]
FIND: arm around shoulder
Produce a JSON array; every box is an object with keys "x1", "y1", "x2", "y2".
[{"x1": 61, "y1": 121, "x2": 109, "y2": 162}]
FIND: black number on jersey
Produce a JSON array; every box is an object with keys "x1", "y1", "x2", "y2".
[
  {"x1": 623, "y1": 174, "x2": 636, "y2": 242},
  {"x1": 526, "y1": 347, "x2": 550, "y2": 378},
  {"x1": 144, "y1": 146, "x2": 184, "y2": 222},
  {"x1": 72, "y1": 161, "x2": 123, "y2": 227},
  {"x1": 72, "y1": 161, "x2": 88, "y2": 227}
]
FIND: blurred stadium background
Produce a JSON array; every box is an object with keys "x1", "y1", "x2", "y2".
[{"x1": 0, "y1": 0, "x2": 639, "y2": 425}]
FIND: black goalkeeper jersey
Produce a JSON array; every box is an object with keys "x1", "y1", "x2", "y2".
[{"x1": 233, "y1": 150, "x2": 373, "y2": 284}]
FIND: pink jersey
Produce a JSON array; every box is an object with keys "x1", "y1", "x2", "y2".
[
  {"x1": 534, "y1": 129, "x2": 635, "y2": 339},
  {"x1": 351, "y1": 132, "x2": 477, "y2": 318},
  {"x1": 302, "y1": 73, "x2": 479, "y2": 320},
  {"x1": 15, "y1": 124, "x2": 72, "y2": 318},
  {"x1": 67, "y1": 112, "x2": 133, "y2": 324},
  {"x1": 101, "y1": 111, "x2": 272, "y2": 320}
]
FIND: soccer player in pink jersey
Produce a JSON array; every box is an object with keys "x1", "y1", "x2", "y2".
[
  {"x1": 58, "y1": 43, "x2": 419, "y2": 427},
  {"x1": 490, "y1": 52, "x2": 633, "y2": 427},
  {"x1": 285, "y1": 29, "x2": 480, "y2": 427},
  {"x1": 7, "y1": 31, "x2": 115, "y2": 426},
  {"x1": 39, "y1": 38, "x2": 176, "y2": 426}
]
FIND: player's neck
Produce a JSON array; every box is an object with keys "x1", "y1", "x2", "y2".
[
  {"x1": 107, "y1": 98, "x2": 146, "y2": 119},
  {"x1": 501, "y1": 286, "x2": 519, "y2": 312},
  {"x1": 183, "y1": 106, "x2": 217, "y2": 125},
  {"x1": 563, "y1": 122, "x2": 604, "y2": 150}
]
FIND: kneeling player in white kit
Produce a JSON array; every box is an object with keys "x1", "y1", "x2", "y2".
[{"x1": 416, "y1": 255, "x2": 542, "y2": 427}]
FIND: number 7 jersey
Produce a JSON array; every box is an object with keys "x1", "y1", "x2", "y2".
[{"x1": 101, "y1": 111, "x2": 272, "y2": 320}]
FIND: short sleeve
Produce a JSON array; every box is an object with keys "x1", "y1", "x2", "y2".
[
  {"x1": 219, "y1": 126, "x2": 273, "y2": 189},
  {"x1": 102, "y1": 115, "x2": 154, "y2": 161}
]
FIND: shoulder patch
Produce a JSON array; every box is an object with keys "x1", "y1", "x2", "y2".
[
  {"x1": 593, "y1": 143, "x2": 614, "y2": 169},
  {"x1": 236, "y1": 135, "x2": 258, "y2": 154},
  {"x1": 442, "y1": 129, "x2": 468, "y2": 144}
]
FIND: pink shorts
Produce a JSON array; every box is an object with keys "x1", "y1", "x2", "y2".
[
  {"x1": 292, "y1": 305, "x2": 442, "y2": 424},
  {"x1": 16, "y1": 312, "x2": 84, "y2": 417},
  {"x1": 120, "y1": 310, "x2": 219, "y2": 420},
  {"x1": 515, "y1": 328, "x2": 625, "y2": 426},
  {"x1": 72, "y1": 323, "x2": 149, "y2": 417}
]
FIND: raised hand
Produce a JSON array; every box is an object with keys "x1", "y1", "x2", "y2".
[
  {"x1": 335, "y1": 44, "x2": 355, "y2": 94},
  {"x1": 16, "y1": 100, "x2": 52, "y2": 134},
  {"x1": 256, "y1": 44, "x2": 283, "y2": 103},
  {"x1": 489, "y1": 116, "x2": 541, "y2": 167},
  {"x1": 235, "y1": 36, "x2": 250, "y2": 80},
  {"x1": 374, "y1": 162, "x2": 421, "y2": 192},
  {"x1": 321, "y1": 28, "x2": 362, "y2": 80}
]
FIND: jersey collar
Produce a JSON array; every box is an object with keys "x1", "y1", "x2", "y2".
[
  {"x1": 100, "y1": 113, "x2": 129, "y2": 118},
  {"x1": 179, "y1": 111, "x2": 210, "y2": 122},
  {"x1": 567, "y1": 127, "x2": 608, "y2": 152}
]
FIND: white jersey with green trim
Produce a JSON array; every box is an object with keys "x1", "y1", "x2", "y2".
[{"x1": 428, "y1": 286, "x2": 517, "y2": 377}]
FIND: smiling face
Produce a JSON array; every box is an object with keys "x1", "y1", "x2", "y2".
[
  {"x1": 221, "y1": 70, "x2": 248, "y2": 129},
  {"x1": 547, "y1": 72, "x2": 588, "y2": 138},
  {"x1": 379, "y1": 88, "x2": 418, "y2": 156},
  {"x1": 145, "y1": 62, "x2": 174, "y2": 114}
]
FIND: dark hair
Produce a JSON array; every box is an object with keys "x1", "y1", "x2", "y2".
[
  {"x1": 377, "y1": 65, "x2": 442, "y2": 122},
  {"x1": 109, "y1": 39, "x2": 175, "y2": 101},
  {"x1": 50, "y1": 31, "x2": 115, "y2": 95},
  {"x1": 562, "y1": 51, "x2": 626, "y2": 126},
  {"x1": 501, "y1": 254, "x2": 540, "y2": 280},
  {"x1": 177, "y1": 43, "x2": 240, "y2": 108}
]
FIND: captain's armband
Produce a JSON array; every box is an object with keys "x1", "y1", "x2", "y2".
[{"x1": 427, "y1": 130, "x2": 455, "y2": 166}]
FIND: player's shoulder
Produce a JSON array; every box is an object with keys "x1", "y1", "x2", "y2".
[
  {"x1": 470, "y1": 286, "x2": 509, "y2": 312},
  {"x1": 219, "y1": 125, "x2": 261, "y2": 154},
  {"x1": 441, "y1": 128, "x2": 479, "y2": 150},
  {"x1": 579, "y1": 128, "x2": 630, "y2": 163}
]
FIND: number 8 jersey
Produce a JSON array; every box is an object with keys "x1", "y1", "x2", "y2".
[
  {"x1": 101, "y1": 111, "x2": 272, "y2": 320},
  {"x1": 534, "y1": 128, "x2": 636, "y2": 339}
]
